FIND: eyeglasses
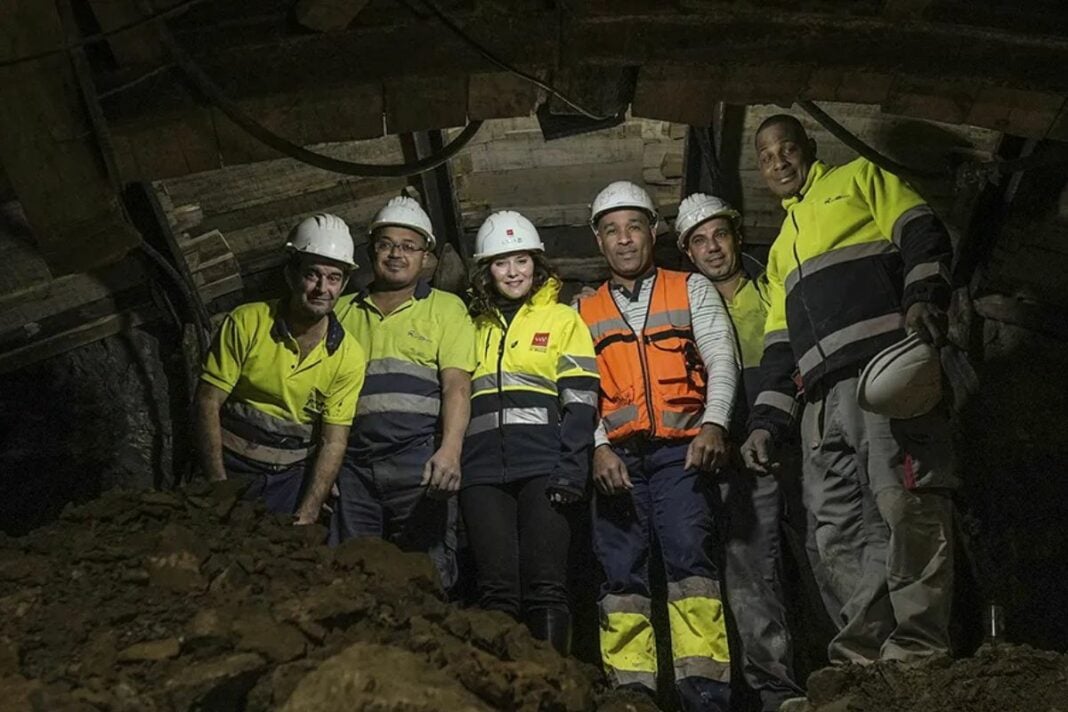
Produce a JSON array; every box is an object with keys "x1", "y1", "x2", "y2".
[{"x1": 373, "y1": 239, "x2": 427, "y2": 255}]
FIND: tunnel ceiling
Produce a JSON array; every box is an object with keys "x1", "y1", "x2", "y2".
[{"x1": 88, "y1": 0, "x2": 1068, "y2": 182}]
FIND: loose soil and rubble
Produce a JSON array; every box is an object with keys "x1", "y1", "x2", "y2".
[
  {"x1": 0, "y1": 482, "x2": 629, "y2": 712},
  {"x1": 792, "y1": 644, "x2": 1068, "y2": 712},
  {"x1": 2, "y1": 481, "x2": 1067, "y2": 712}
]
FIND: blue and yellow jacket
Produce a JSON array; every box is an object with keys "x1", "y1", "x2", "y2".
[
  {"x1": 462, "y1": 279, "x2": 599, "y2": 493},
  {"x1": 750, "y1": 158, "x2": 952, "y2": 440}
]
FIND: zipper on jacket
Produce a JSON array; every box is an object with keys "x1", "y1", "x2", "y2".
[
  {"x1": 610, "y1": 272, "x2": 657, "y2": 439},
  {"x1": 790, "y1": 204, "x2": 828, "y2": 367},
  {"x1": 495, "y1": 313, "x2": 511, "y2": 482}
]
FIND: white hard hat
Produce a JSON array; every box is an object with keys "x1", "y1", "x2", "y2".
[
  {"x1": 285, "y1": 213, "x2": 356, "y2": 268},
  {"x1": 857, "y1": 333, "x2": 943, "y2": 419},
  {"x1": 369, "y1": 196, "x2": 436, "y2": 251},
  {"x1": 675, "y1": 193, "x2": 742, "y2": 251},
  {"x1": 474, "y1": 210, "x2": 544, "y2": 262},
  {"x1": 590, "y1": 180, "x2": 658, "y2": 231}
]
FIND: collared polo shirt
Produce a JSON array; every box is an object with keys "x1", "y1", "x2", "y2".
[
  {"x1": 335, "y1": 280, "x2": 476, "y2": 460},
  {"x1": 200, "y1": 300, "x2": 366, "y2": 445},
  {"x1": 719, "y1": 257, "x2": 772, "y2": 438}
]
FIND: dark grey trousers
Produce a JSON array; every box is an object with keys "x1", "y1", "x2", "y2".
[
  {"x1": 721, "y1": 469, "x2": 804, "y2": 711},
  {"x1": 801, "y1": 375, "x2": 957, "y2": 664}
]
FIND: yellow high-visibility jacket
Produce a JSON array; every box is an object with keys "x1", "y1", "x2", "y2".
[
  {"x1": 462, "y1": 279, "x2": 599, "y2": 493},
  {"x1": 750, "y1": 157, "x2": 952, "y2": 439}
]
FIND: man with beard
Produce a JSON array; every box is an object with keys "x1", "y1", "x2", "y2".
[
  {"x1": 676, "y1": 193, "x2": 804, "y2": 711},
  {"x1": 331, "y1": 196, "x2": 475, "y2": 591},
  {"x1": 196, "y1": 213, "x2": 366, "y2": 523},
  {"x1": 578, "y1": 180, "x2": 739, "y2": 711}
]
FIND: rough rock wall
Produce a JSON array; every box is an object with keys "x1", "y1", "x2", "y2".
[
  {"x1": 0, "y1": 327, "x2": 178, "y2": 535},
  {"x1": 958, "y1": 319, "x2": 1068, "y2": 651}
]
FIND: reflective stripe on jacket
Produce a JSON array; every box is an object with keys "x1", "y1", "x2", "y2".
[
  {"x1": 750, "y1": 157, "x2": 952, "y2": 439},
  {"x1": 579, "y1": 268, "x2": 707, "y2": 443},
  {"x1": 462, "y1": 279, "x2": 599, "y2": 491},
  {"x1": 335, "y1": 280, "x2": 476, "y2": 461}
]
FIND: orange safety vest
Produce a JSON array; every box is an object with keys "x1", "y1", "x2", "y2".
[{"x1": 579, "y1": 269, "x2": 707, "y2": 442}]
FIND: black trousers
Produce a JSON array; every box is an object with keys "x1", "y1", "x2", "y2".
[{"x1": 459, "y1": 475, "x2": 571, "y2": 619}]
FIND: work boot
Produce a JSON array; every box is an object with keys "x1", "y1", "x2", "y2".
[{"x1": 524, "y1": 608, "x2": 572, "y2": 656}]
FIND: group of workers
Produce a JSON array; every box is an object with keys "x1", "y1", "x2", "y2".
[{"x1": 194, "y1": 114, "x2": 957, "y2": 712}]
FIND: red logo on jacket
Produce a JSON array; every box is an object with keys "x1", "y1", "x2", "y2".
[{"x1": 531, "y1": 332, "x2": 550, "y2": 351}]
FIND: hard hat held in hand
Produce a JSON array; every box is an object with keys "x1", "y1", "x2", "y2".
[
  {"x1": 590, "y1": 181, "x2": 658, "y2": 229},
  {"x1": 857, "y1": 333, "x2": 943, "y2": 419},
  {"x1": 286, "y1": 213, "x2": 357, "y2": 268},
  {"x1": 675, "y1": 193, "x2": 741, "y2": 251},
  {"x1": 474, "y1": 210, "x2": 544, "y2": 261},
  {"x1": 369, "y1": 196, "x2": 436, "y2": 251}
]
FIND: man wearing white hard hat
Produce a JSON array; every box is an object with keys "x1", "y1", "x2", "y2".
[
  {"x1": 676, "y1": 193, "x2": 804, "y2": 711},
  {"x1": 195, "y1": 213, "x2": 366, "y2": 521},
  {"x1": 331, "y1": 196, "x2": 475, "y2": 591},
  {"x1": 742, "y1": 114, "x2": 957, "y2": 666},
  {"x1": 578, "y1": 180, "x2": 740, "y2": 711}
]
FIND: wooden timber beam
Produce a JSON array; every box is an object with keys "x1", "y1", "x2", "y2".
[
  {"x1": 167, "y1": 9, "x2": 1068, "y2": 92},
  {"x1": 881, "y1": 0, "x2": 935, "y2": 21},
  {"x1": 0, "y1": 1, "x2": 140, "y2": 275},
  {"x1": 294, "y1": 0, "x2": 372, "y2": 32},
  {"x1": 99, "y1": 6, "x2": 1068, "y2": 123},
  {"x1": 400, "y1": 131, "x2": 468, "y2": 260}
]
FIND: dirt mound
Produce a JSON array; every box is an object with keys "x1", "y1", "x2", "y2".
[
  {"x1": 0, "y1": 482, "x2": 604, "y2": 711},
  {"x1": 800, "y1": 644, "x2": 1068, "y2": 712}
]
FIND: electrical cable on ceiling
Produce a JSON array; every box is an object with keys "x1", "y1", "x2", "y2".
[
  {"x1": 796, "y1": 100, "x2": 947, "y2": 180},
  {"x1": 156, "y1": 23, "x2": 483, "y2": 177},
  {"x1": 0, "y1": 0, "x2": 209, "y2": 69},
  {"x1": 406, "y1": 0, "x2": 617, "y2": 122},
  {"x1": 798, "y1": 100, "x2": 1068, "y2": 185}
]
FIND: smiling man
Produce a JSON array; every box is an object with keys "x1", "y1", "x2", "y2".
[
  {"x1": 676, "y1": 193, "x2": 804, "y2": 711},
  {"x1": 577, "y1": 180, "x2": 739, "y2": 711},
  {"x1": 742, "y1": 114, "x2": 958, "y2": 666},
  {"x1": 331, "y1": 196, "x2": 475, "y2": 592},
  {"x1": 195, "y1": 214, "x2": 366, "y2": 523}
]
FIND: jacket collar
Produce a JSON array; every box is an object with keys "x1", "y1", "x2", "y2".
[
  {"x1": 610, "y1": 266, "x2": 657, "y2": 302},
  {"x1": 782, "y1": 160, "x2": 828, "y2": 209},
  {"x1": 357, "y1": 278, "x2": 432, "y2": 304},
  {"x1": 271, "y1": 300, "x2": 345, "y2": 355}
]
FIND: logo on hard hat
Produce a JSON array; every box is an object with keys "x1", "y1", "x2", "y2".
[{"x1": 506, "y1": 228, "x2": 514, "y2": 236}]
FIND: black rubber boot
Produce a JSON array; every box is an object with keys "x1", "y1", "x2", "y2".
[{"x1": 525, "y1": 608, "x2": 572, "y2": 657}]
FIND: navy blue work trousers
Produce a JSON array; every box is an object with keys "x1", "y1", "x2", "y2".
[
  {"x1": 223, "y1": 450, "x2": 308, "y2": 515},
  {"x1": 330, "y1": 438, "x2": 458, "y2": 590}
]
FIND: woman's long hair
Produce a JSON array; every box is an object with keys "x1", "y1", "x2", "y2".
[{"x1": 469, "y1": 250, "x2": 559, "y2": 317}]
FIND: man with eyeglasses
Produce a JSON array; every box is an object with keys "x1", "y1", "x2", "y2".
[{"x1": 331, "y1": 196, "x2": 475, "y2": 591}]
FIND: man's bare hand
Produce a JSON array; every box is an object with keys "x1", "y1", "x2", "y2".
[
  {"x1": 422, "y1": 445, "x2": 462, "y2": 496},
  {"x1": 592, "y1": 445, "x2": 632, "y2": 495},
  {"x1": 905, "y1": 301, "x2": 948, "y2": 347},
  {"x1": 741, "y1": 429, "x2": 778, "y2": 474},
  {"x1": 569, "y1": 285, "x2": 598, "y2": 308},
  {"x1": 293, "y1": 502, "x2": 321, "y2": 526},
  {"x1": 685, "y1": 423, "x2": 730, "y2": 472}
]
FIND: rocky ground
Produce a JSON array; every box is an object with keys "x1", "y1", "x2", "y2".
[
  {"x1": 3, "y1": 481, "x2": 1067, "y2": 712},
  {"x1": 792, "y1": 644, "x2": 1068, "y2": 712},
  {"x1": 0, "y1": 482, "x2": 648, "y2": 712}
]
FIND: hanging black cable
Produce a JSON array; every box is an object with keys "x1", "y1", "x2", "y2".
[
  {"x1": 799, "y1": 99, "x2": 1068, "y2": 185},
  {"x1": 797, "y1": 100, "x2": 947, "y2": 180},
  {"x1": 155, "y1": 22, "x2": 482, "y2": 178},
  {"x1": 404, "y1": 0, "x2": 615, "y2": 121}
]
